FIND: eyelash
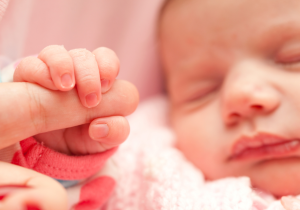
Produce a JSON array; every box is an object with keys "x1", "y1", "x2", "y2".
[
  {"x1": 275, "y1": 52, "x2": 300, "y2": 71},
  {"x1": 187, "y1": 85, "x2": 219, "y2": 102}
]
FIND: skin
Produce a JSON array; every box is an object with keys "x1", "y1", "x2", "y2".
[
  {"x1": 12, "y1": 45, "x2": 139, "y2": 155},
  {"x1": 0, "y1": 45, "x2": 138, "y2": 209},
  {"x1": 159, "y1": 0, "x2": 300, "y2": 197}
]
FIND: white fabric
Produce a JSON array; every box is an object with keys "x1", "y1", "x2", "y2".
[{"x1": 103, "y1": 95, "x2": 298, "y2": 210}]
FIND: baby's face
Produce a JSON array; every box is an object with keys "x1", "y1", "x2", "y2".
[{"x1": 159, "y1": 0, "x2": 300, "y2": 196}]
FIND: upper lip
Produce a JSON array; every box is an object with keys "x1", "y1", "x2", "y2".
[{"x1": 230, "y1": 133, "x2": 300, "y2": 160}]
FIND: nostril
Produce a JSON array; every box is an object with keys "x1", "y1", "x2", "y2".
[
  {"x1": 251, "y1": 105, "x2": 263, "y2": 111},
  {"x1": 227, "y1": 113, "x2": 240, "y2": 125}
]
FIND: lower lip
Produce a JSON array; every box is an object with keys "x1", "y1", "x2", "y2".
[{"x1": 230, "y1": 140, "x2": 300, "y2": 161}]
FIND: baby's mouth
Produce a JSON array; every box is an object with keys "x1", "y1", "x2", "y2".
[{"x1": 230, "y1": 133, "x2": 300, "y2": 161}]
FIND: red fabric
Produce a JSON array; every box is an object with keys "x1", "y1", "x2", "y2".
[
  {"x1": 74, "y1": 176, "x2": 115, "y2": 210},
  {"x1": 26, "y1": 205, "x2": 41, "y2": 210},
  {"x1": 11, "y1": 137, "x2": 118, "y2": 180}
]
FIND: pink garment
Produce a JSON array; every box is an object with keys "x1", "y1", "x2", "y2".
[
  {"x1": 103, "y1": 95, "x2": 294, "y2": 210},
  {"x1": 0, "y1": 136, "x2": 117, "y2": 210},
  {"x1": 0, "y1": 0, "x2": 165, "y2": 100}
]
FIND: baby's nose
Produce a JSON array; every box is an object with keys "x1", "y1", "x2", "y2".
[{"x1": 222, "y1": 63, "x2": 280, "y2": 125}]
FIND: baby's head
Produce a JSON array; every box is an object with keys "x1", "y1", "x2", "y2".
[{"x1": 158, "y1": 0, "x2": 300, "y2": 196}]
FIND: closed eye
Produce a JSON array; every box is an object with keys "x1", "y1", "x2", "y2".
[
  {"x1": 275, "y1": 44, "x2": 300, "y2": 71},
  {"x1": 186, "y1": 84, "x2": 220, "y2": 102}
]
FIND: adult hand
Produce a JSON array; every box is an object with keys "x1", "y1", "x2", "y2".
[{"x1": 0, "y1": 80, "x2": 138, "y2": 152}]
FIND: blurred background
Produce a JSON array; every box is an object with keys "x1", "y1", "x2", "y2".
[{"x1": 0, "y1": 0, "x2": 165, "y2": 100}]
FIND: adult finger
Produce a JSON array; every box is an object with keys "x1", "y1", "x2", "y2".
[
  {"x1": 93, "y1": 47, "x2": 120, "y2": 93},
  {"x1": 38, "y1": 45, "x2": 75, "y2": 91},
  {"x1": 14, "y1": 56, "x2": 58, "y2": 90},
  {"x1": 89, "y1": 116, "x2": 130, "y2": 147},
  {"x1": 0, "y1": 162, "x2": 67, "y2": 210},
  {"x1": 69, "y1": 49, "x2": 101, "y2": 108},
  {"x1": 57, "y1": 116, "x2": 130, "y2": 155},
  {"x1": 0, "y1": 80, "x2": 139, "y2": 149}
]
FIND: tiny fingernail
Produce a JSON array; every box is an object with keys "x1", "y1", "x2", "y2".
[
  {"x1": 85, "y1": 93, "x2": 99, "y2": 108},
  {"x1": 61, "y1": 73, "x2": 73, "y2": 88},
  {"x1": 91, "y1": 124, "x2": 109, "y2": 139},
  {"x1": 101, "y1": 79, "x2": 110, "y2": 93}
]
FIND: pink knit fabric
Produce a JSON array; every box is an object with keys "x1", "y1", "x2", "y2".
[{"x1": 103, "y1": 95, "x2": 295, "y2": 210}]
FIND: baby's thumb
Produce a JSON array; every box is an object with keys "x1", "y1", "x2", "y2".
[{"x1": 281, "y1": 196, "x2": 300, "y2": 210}]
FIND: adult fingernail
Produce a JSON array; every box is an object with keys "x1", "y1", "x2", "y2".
[
  {"x1": 91, "y1": 124, "x2": 109, "y2": 139},
  {"x1": 101, "y1": 79, "x2": 110, "y2": 93},
  {"x1": 61, "y1": 73, "x2": 73, "y2": 88},
  {"x1": 85, "y1": 93, "x2": 99, "y2": 108}
]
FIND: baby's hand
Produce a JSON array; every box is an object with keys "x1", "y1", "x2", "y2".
[
  {"x1": 13, "y1": 45, "x2": 137, "y2": 155},
  {"x1": 14, "y1": 45, "x2": 119, "y2": 108}
]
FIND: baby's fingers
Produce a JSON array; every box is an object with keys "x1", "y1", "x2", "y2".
[
  {"x1": 0, "y1": 162, "x2": 67, "y2": 210},
  {"x1": 69, "y1": 49, "x2": 101, "y2": 108},
  {"x1": 38, "y1": 45, "x2": 75, "y2": 91},
  {"x1": 14, "y1": 56, "x2": 57, "y2": 90},
  {"x1": 93, "y1": 47, "x2": 120, "y2": 93},
  {"x1": 281, "y1": 196, "x2": 300, "y2": 210}
]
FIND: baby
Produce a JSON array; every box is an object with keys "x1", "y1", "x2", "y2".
[
  {"x1": 159, "y1": 0, "x2": 300, "y2": 197},
  {"x1": 5, "y1": 0, "x2": 300, "y2": 208}
]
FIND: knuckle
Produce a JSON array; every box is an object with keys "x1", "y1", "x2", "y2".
[
  {"x1": 31, "y1": 60, "x2": 48, "y2": 78},
  {"x1": 16, "y1": 57, "x2": 42, "y2": 80},
  {"x1": 50, "y1": 55, "x2": 73, "y2": 71},
  {"x1": 40, "y1": 46, "x2": 71, "y2": 69},
  {"x1": 39, "y1": 45, "x2": 64, "y2": 58},
  {"x1": 98, "y1": 58, "x2": 120, "y2": 77},
  {"x1": 77, "y1": 73, "x2": 95, "y2": 84},
  {"x1": 94, "y1": 48, "x2": 120, "y2": 77},
  {"x1": 69, "y1": 48, "x2": 94, "y2": 62}
]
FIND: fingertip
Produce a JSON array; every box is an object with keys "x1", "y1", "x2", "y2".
[
  {"x1": 93, "y1": 47, "x2": 120, "y2": 93},
  {"x1": 116, "y1": 80, "x2": 140, "y2": 115},
  {"x1": 39, "y1": 45, "x2": 75, "y2": 91},
  {"x1": 89, "y1": 116, "x2": 130, "y2": 147},
  {"x1": 101, "y1": 79, "x2": 110, "y2": 93},
  {"x1": 89, "y1": 123, "x2": 109, "y2": 140},
  {"x1": 85, "y1": 92, "x2": 101, "y2": 108},
  {"x1": 69, "y1": 49, "x2": 102, "y2": 108},
  {"x1": 60, "y1": 73, "x2": 75, "y2": 90}
]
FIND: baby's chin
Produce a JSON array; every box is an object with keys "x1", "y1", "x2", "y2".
[{"x1": 249, "y1": 157, "x2": 300, "y2": 197}]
